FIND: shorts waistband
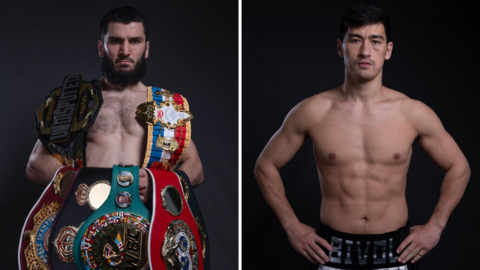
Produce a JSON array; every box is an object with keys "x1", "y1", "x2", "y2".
[{"x1": 317, "y1": 220, "x2": 410, "y2": 269}]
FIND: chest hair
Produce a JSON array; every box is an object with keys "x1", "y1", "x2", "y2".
[{"x1": 90, "y1": 95, "x2": 145, "y2": 135}]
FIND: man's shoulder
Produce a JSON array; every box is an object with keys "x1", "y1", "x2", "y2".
[
  {"x1": 383, "y1": 88, "x2": 428, "y2": 110},
  {"x1": 383, "y1": 88, "x2": 438, "y2": 127},
  {"x1": 295, "y1": 88, "x2": 338, "y2": 111},
  {"x1": 281, "y1": 89, "x2": 338, "y2": 130}
]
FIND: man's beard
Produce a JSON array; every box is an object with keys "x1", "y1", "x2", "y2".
[{"x1": 101, "y1": 53, "x2": 147, "y2": 87}]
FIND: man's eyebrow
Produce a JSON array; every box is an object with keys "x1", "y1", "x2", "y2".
[
  {"x1": 107, "y1": 36, "x2": 123, "y2": 40},
  {"x1": 369, "y1": 35, "x2": 385, "y2": 40},
  {"x1": 347, "y1": 34, "x2": 364, "y2": 39},
  {"x1": 347, "y1": 34, "x2": 385, "y2": 40}
]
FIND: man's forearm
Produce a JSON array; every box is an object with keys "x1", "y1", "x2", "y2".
[
  {"x1": 254, "y1": 161, "x2": 300, "y2": 231},
  {"x1": 26, "y1": 141, "x2": 64, "y2": 185},
  {"x1": 26, "y1": 157, "x2": 63, "y2": 185},
  {"x1": 177, "y1": 156, "x2": 204, "y2": 187},
  {"x1": 428, "y1": 162, "x2": 470, "y2": 229}
]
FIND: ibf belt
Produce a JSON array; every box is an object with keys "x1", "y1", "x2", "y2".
[
  {"x1": 35, "y1": 75, "x2": 103, "y2": 168},
  {"x1": 73, "y1": 165, "x2": 151, "y2": 270},
  {"x1": 146, "y1": 169, "x2": 204, "y2": 270},
  {"x1": 136, "y1": 87, "x2": 193, "y2": 171},
  {"x1": 175, "y1": 170, "x2": 210, "y2": 270},
  {"x1": 18, "y1": 167, "x2": 79, "y2": 270}
]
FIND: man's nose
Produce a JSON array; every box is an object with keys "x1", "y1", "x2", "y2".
[
  {"x1": 358, "y1": 42, "x2": 371, "y2": 58},
  {"x1": 119, "y1": 41, "x2": 130, "y2": 56}
]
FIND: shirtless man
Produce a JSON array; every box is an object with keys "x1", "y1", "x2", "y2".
[
  {"x1": 26, "y1": 6, "x2": 203, "y2": 202},
  {"x1": 254, "y1": 4, "x2": 470, "y2": 269}
]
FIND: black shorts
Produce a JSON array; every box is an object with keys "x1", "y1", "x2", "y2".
[{"x1": 312, "y1": 220, "x2": 419, "y2": 270}]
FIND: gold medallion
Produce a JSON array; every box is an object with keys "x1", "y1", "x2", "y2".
[
  {"x1": 53, "y1": 170, "x2": 76, "y2": 199},
  {"x1": 155, "y1": 89, "x2": 175, "y2": 96},
  {"x1": 75, "y1": 180, "x2": 111, "y2": 210},
  {"x1": 53, "y1": 225, "x2": 78, "y2": 263},
  {"x1": 80, "y1": 212, "x2": 150, "y2": 269},
  {"x1": 136, "y1": 101, "x2": 193, "y2": 129},
  {"x1": 24, "y1": 201, "x2": 61, "y2": 270},
  {"x1": 162, "y1": 219, "x2": 199, "y2": 270},
  {"x1": 156, "y1": 136, "x2": 180, "y2": 151}
]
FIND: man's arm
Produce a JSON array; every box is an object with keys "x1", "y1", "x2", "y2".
[
  {"x1": 177, "y1": 140, "x2": 204, "y2": 187},
  {"x1": 26, "y1": 139, "x2": 64, "y2": 185},
  {"x1": 397, "y1": 101, "x2": 470, "y2": 264},
  {"x1": 139, "y1": 139, "x2": 203, "y2": 202},
  {"x1": 254, "y1": 101, "x2": 332, "y2": 265}
]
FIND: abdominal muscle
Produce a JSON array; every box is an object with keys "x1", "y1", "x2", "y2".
[
  {"x1": 86, "y1": 132, "x2": 146, "y2": 167},
  {"x1": 318, "y1": 162, "x2": 409, "y2": 235}
]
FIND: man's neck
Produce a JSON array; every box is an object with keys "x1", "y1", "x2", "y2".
[
  {"x1": 341, "y1": 71, "x2": 384, "y2": 103},
  {"x1": 99, "y1": 76, "x2": 147, "y2": 93}
]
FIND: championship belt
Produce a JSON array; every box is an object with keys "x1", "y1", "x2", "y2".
[
  {"x1": 18, "y1": 167, "x2": 79, "y2": 270},
  {"x1": 147, "y1": 169, "x2": 204, "y2": 270},
  {"x1": 48, "y1": 168, "x2": 113, "y2": 269},
  {"x1": 136, "y1": 87, "x2": 192, "y2": 171},
  {"x1": 174, "y1": 170, "x2": 210, "y2": 270},
  {"x1": 73, "y1": 165, "x2": 152, "y2": 269},
  {"x1": 35, "y1": 75, "x2": 103, "y2": 167}
]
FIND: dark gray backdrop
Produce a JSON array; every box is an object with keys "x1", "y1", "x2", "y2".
[
  {"x1": 243, "y1": 0, "x2": 478, "y2": 269},
  {"x1": 0, "y1": 0, "x2": 237, "y2": 269}
]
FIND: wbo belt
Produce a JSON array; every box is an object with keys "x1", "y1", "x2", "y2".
[{"x1": 318, "y1": 221, "x2": 410, "y2": 270}]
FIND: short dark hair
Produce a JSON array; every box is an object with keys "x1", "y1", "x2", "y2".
[
  {"x1": 100, "y1": 6, "x2": 149, "y2": 42},
  {"x1": 340, "y1": 4, "x2": 391, "y2": 43}
]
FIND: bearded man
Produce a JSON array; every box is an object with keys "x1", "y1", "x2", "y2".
[{"x1": 26, "y1": 6, "x2": 204, "y2": 199}]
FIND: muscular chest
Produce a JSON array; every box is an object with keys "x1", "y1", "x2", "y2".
[
  {"x1": 311, "y1": 104, "x2": 416, "y2": 165},
  {"x1": 90, "y1": 94, "x2": 146, "y2": 136}
]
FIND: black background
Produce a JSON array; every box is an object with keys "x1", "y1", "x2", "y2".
[
  {"x1": 0, "y1": 0, "x2": 237, "y2": 269},
  {"x1": 243, "y1": 0, "x2": 478, "y2": 269}
]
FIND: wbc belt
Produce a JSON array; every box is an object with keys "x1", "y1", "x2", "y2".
[
  {"x1": 73, "y1": 165, "x2": 151, "y2": 269},
  {"x1": 136, "y1": 87, "x2": 193, "y2": 171}
]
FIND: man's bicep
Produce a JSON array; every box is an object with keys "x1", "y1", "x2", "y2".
[
  {"x1": 414, "y1": 104, "x2": 466, "y2": 171},
  {"x1": 258, "y1": 115, "x2": 308, "y2": 170},
  {"x1": 29, "y1": 140, "x2": 55, "y2": 161}
]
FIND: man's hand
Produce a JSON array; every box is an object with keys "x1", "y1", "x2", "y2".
[
  {"x1": 285, "y1": 222, "x2": 333, "y2": 264},
  {"x1": 396, "y1": 223, "x2": 443, "y2": 264},
  {"x1": 139, "y1": 169, "x2": 152, "y2": 203}
]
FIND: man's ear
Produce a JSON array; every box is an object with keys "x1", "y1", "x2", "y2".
[
  {"x1": 145, "y1": 41, "x2": 150, "y2": 59},
  {"x1": 385, "y1": 41, "x2": 393, "y2": 60},
  {"x1": 337, "y1": 39, "x2": 344, "y2": 57},
  {"x1": 98, "y1": 40, "x2": 104, "y2": 58}
]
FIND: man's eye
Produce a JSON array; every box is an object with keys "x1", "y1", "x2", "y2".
[
  {"x1": 111, "y1": 40, "x2": 120, "y2": 44},
  {"x1": 372, "y1": 40, "x2": 380, "y2": 44},
  {"x1": 352, "y1": 39, "x2": 360, "y2": 43},
  {"x1": 131, "y1": 40, "x2": 140, "y2": 44}
]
